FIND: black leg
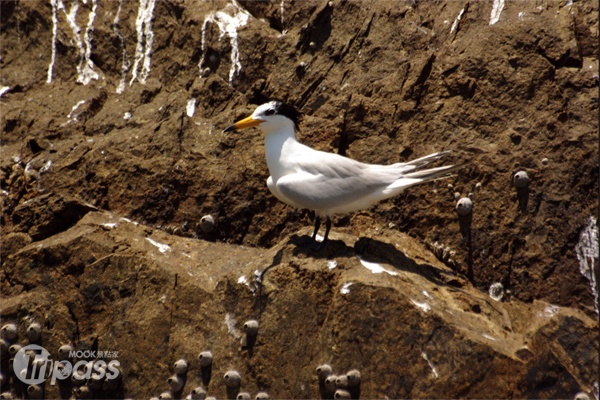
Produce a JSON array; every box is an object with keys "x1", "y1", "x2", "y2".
[
  {"x1": 311, "y1": 217, "x2": 332, "y2": 251},
  {"x1": 322, "y1": 217, "x2": 332, "y2": 245},
  {"x1": 312, "y1": 214, "x2": 321, "y2": 240}
]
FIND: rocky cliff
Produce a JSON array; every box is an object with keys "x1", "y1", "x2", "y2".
[{"x1": 1, "y1": 0, "x2": 598, "y2": 399}]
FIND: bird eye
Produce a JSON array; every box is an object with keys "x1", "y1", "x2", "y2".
[{"x1": 264, "y1": 108, "x2": 275, "y2": 116}]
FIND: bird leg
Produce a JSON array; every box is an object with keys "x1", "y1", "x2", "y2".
[
  {"x1": 311, "y1": 214, "x2": 321, "y2": 240},
  {"x1": 322, "y1": 217, "x2": 332, "y2": 245},
  {"x1": 311, "y1": 216, "x2": 332, "y2": 251}
]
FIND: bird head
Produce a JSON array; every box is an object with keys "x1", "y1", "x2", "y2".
[{"x1": 223, "y1": 101, "x2": 301, "y2": 135}]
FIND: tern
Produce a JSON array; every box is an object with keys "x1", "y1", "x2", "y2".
[{"x1": 224, "y1": 101, "x2": 462, "y2": 249}]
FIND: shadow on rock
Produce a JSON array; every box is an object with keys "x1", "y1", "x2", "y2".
[
  {"x1": 288, "y1": 233, "x2": 460, "y2": 287},
  {"x1": 289, "y1": 234, "x2": 355, "y2": 259},
  {"x1": 353, "y1": 237, "x2": 457, "y2": 286}
]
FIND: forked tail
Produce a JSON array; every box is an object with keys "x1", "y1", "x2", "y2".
[
  {"x1": 403, "y1": 163, "x2": 464, "y2": 181},
  {"x1": 384, "y1": 153, "x2": 465, "y2": 193}
]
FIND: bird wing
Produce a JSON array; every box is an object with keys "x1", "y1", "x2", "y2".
[{"x1": 275, "y1": 151, "x2": 396, "y2": 212}]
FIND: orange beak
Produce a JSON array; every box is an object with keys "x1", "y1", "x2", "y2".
[{"x1": 223, "y1": 115, "x2": 264, "y2": 132}]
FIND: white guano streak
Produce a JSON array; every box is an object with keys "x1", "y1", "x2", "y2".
[
  {"x1": 61, "y1": 0, "x2": 99, "y2": 85},
  {"x1": 411, "y1": 299, "x2": 431, "y2": 313},
  {"x1": 47, "y1": 0, "x2": 59, "y2": 83},
  {"x1": 225, "y1": 313, "x2": 242, "y2": 339},
  {"x1": 186, "y1": 98, "x2": 196, "y2": 117},
  {"x1": 450, "y1": 7, "x2": 465, "y2": 34},
  {"x1": 62, "y1": 1, "x2": 84, "y2": 78},
  {"x1": 48, "y1": 0, "x2": 98, "y2": 84},
  {"x1": 358, "y1": 257, "x2": 398, "y2": 276},
  {"x1": 130, "y1": 0, "x2": 156, "y2": 86},
  {"x1": 421, "y1": 352, "x2": 439, "y2": 379},
  {"x1": 79, "y1": 0, "x2": 99, "y2": 85},
  {"x1": 113, "y1": 0, "x2": 123, "y2": 26},
  {"x1": 40, "y1": 160, "x2": 53, "y2": 174},
  {"x1": 540, "y1": 304, "x2": 559, "y2": 318},
  {"x1": 575, "y1": 216, "x2": 598, "y2": 314},
  {"x1": 145, "y1": 237, "x2": 171, "y2": 253},
  {"x1": 113, "y1": 0, "x2": 130, "y2": 94},
  {"x1": 489, "y1": 0, "x2": 505, "y2": 25},
  {"x1": 340, "y1": 282, "x2": 353, "y2": 294},
  {"x1": 67, "y1": 100, "x2": 86, "y2": 121},
  {"x1": 199, "y1": 1, "x2": 251, "y2": 84}
]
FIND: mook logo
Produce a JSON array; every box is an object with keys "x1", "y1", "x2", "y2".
[{"x1": 13, "y1": 344, "x2": 120, "y2": 385}]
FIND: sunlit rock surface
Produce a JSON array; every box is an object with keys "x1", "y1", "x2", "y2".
[{"x1": 1, "y1": 0, "x2": 598, "y2": 398}]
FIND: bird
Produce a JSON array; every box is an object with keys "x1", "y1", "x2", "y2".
[{"x1": 224, "y1": 101, "x2": 462, "y2": 249}]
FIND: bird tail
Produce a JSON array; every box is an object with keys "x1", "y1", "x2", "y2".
[
  {"x1": 383, "y1": 160, "x2": 465, "y2": 194},
  {"x1": 402, "y1": 150, "x2": 452, "y2": 170},
  {"x1": 402, "y1": 163, "x2": 464, "y2": 181}
]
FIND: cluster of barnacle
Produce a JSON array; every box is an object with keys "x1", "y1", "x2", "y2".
[
  {"x1": 451, "y1": 170, "x2": 532, "y2": 232},
  {"x1": 316, "y1": 364, "x2": 361, "y2": 399},
  {"x1": 0, "y1": 322, "x2": 123, "y2": 400},
  {"x1": 435, "y1": 171, "x2": 532, "y2": 263},
  {"x1": 1, "y1": 322, "x2": 44, "y2": 399},
  {"x1": 0, "y1": 322, "x2": 42, "y2": 399},
  {"x1": 150, "y1": 320, "x2": 268, "y2": 400},
  {"x1": 55, "y1": 344, "x2": 123, "y2": 400},
  {"x1": 426, "y1": 240, "x2": 459, "y2": 268},
  {"x1": 2, "y1": 318, "x2": 361, "y2": 399},
  {"x1": 158, "y1": 214, "x2": 217, "y2": 239}
]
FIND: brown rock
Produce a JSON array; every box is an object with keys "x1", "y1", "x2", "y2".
[
  {"x1": 0, "y1": 0, "x2": 598, "y2": 398},
  {"x1": 1, "y1": 210, "x2": 597, "y2": 398},
  {"x1": 11, "y1": 193, "x2": 97, "y2": 240},
  {"x1": 1, "y1": 232, "x2": 32, "y2": 260}
]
